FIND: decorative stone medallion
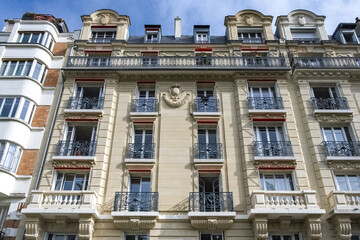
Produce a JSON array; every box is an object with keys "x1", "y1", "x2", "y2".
[
  {"x1": 162, "y1": 84, "x2": 190, "y2": 108},
  {"x1": 246, "y1": 15, "x2": 254, "y2": 26},
  {"x1": 298, "y1": 15, "x2": 306, "y2": 26}
]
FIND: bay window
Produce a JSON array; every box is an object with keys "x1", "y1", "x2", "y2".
[
  {"x1": 0, "y1": 97, "x2": 36, "y2": 123},
  {"x1": 0, "y1": 141, "x2": 22, "y2": 173},
  {"x1": 259, "y1": 173, "x2": 295, "y2": 191},
  {"x1": 53, "y1": 172, "x2": 89, "y2": 191},
  {"x1": 17, "y1": 31, "x2": 54, "y2": 50},
  {"x1": 0, "y1": 60, "x2": 47, "y2": 83}
]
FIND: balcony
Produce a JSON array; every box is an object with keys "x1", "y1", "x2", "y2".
[
  {"x1": 125, "y1": 143, "x2": 156, "y2": 169},
  {"x1": 192, "y1": 99, "x2": 221, "y2": 121},
  {"x1": 287, "y1": 38, "x2": 321, "y2": 44},
  {"x1": 130, "y1": 99, "x2": 158, "y2": 121},
  {"x1": 22, "y1": 190, "x2": 99, "y2": 219},
  {"x1": 111, "y1": 192, "x2": 159, "y2": 230},
  {"x1": 291, "y1": 57, "x2": 360, "y2": 71},
  {"x1": 89, "y1": 37, "x2": 115, "y2": 43},
  {"x1": 66, "y1": 56, "x2": 288, "y2": 70},
  {"x1": 311, "y1": 97, "x2": 350, "y2": 111},
  {"x1": 328, "y1": 191, "x2": 360, "y2": 213},
  {"x1": 239, "y1": 37, "x2": 264, "y2": 43},
  {"x1": 193, "y1": 143, "x2": 223, "y2": 168},
  {"x1": 53, "y1": 141, "x2": 97, "y2": 166},
  {"x1": 253, "y1": 141, "x2": 294, "y2": 160},
  {"x1": 248, "y1": 97, "x2": 286, "y2": 120},
  {"x1": 323, "y1": 141, "x2": 360, "y2": 161},
  {"x1": 250, "y1": 190, "x2": 324, "y2": 219},
  {"x1": 188, "y1": 192, "x2": 235, "y2": 230},
  {"x1": 64, "y1": 97, "x2": 104, "y2": 115}
]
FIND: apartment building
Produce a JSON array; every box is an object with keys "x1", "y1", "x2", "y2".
[
  {"x1": 0, "y1": 13, "x2": 71, "y2": 239},
  {"x1": 20, "y1": 8, "x2": 360, "y2": 240}
]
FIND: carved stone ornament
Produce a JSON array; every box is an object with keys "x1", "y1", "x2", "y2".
[
  {"x1": 252, "y1": 218, "x2": 268, "y2": 240},
  {"x1": 113, "y1": 219, "x2": 157, "y2": 230},
  {"x1": 331, "y1": 217, "x2": 352, "y2": 240},
  {"x1": 254, "y1": 160, "x2": 296, "y2": 169},
  {"x1": 100, "y1": 14, "x2": 110, "y2": 25},
  {"x1": 162, "y1": 84, "x2": 190, "y2": 108},
  {"x1": 78, "y1": 217, "x2": 95, "y2": 240},
  {"x1": 75, "y1": 50, "x2": 85, "y2": 57},
  {"x1": 249, "y1": 112, "x2": 286, "y2": 121},
  {"x1": 327, "y1": 161, "x2": 360, "y2": 170},
  {"x1": 25, "y1": 217, "x2": 44, "y2": 240},
  {"x1": 52, "y1": 160, "x2": 94, "y2": 169},
  {"x1": 190, "y1": 219, "x2": 233, "y2": 230},
  {"x1": 306, "y1": 218, "x2": 322, "y2": 240},
  {"x1": 298, "y1": 15, "x2": 306, "y2": 26},
  {"x1": 246, "y1": 15, "x2": 254, "y2": 26},
  {"x1": 314, "y1": 113, "x2": 353, "y2": 122}
]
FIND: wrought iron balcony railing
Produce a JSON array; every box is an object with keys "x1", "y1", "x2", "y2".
[
  {"x1": 126, "y1": 143, "x2": 155, "y2": 159},
  {"x1": 113, "y1": 192, "x2": 159, "y2": 212},
  {"x1": 89, "y1": 37, "x2": 115, "y2": 43},
  {"x1": 56, "y1": 141, "x2": 97, "y2": 156},
  {"x1": 311, "y1": 97, "x2": 349, "y2": 110},
  {"x1": 193, "y1": 99, "x2": 219, "y2": 112},
  {"x1": 253, "y1": 141, "x2": 294, "y2": 157},
  {"x1": 67, "y1": 97, "x2": 104, "y2": 110},
  {"x1": 238, "y1": 37, "x2": 264, "y2": 43},
  {"x1": 66, "y1": 56, "x2": 288, "y2": 69},
  {"x1": 189, "y1": 192, "x2": 234, "y2": 212},
  {"x1": 131, "y1": 99, "x2": 158, "y2": 113},
  {"x1": 291, "y1": 57, "x2": 360, "y2": 71},
  {"x1": 248, "y1": 97, "x2": 284, "y2": 110},
  {"x1": 323, "y1": 141, "x2": 360, "y2": 157},
  {"x1": 288, "y1": 38, "x2": 321, "y2": 43},
  {"x1": 194, "y1": 143, "x2": 223, "y2": 159}
]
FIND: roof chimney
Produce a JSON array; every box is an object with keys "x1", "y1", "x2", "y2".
[{"x1": 174, "y1": 17, "x2": 181, "y2": 39}]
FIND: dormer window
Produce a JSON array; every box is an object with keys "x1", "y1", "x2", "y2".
[
  {"x1": 238, "y1": 28, "x2": 263, "y2": 43},
  {"x1": 91, "y1": 27, "x2": 116, "y2": 43},
  {"x1": 290, "y1": 28, "x2": 318, "y2": 42},
  {"x1": 341, "y1": 30, "x2": 359, "y2": 44},
  {"x1": 194, "y1": 25, "x2": 210, "y2": 43},
  {"x1": 145, "y1": 25, "x2": 161, "y2": 43}
]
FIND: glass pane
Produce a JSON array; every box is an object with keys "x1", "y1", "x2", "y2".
[
  {"x1": 66, "y1": 236, "x2": 76, "y2": 240},
  {"x1": 0, "y1": 63, "x2": 7, "y2": 75},
  {"x1": 336, "y1": 175, "x2": 349, "y2": 191},
  {"x1": 271, "y1": 236, "x2": 281, "y2": 240},
  {"x1": 21, "y1": 33, "x2": 31, "y2": 43},
  {"x1": 10, "y1": 98, "x2": 20, "y2": 118},
  {"x1": 348, "y1": 175, "x2": 360, "y2": 191},
  {"x1": 252, "y1": 88, "x2": 261, "y2": 98},
  {"x1": 74, "y1": 174, "x2": 85, "y2": 190},
  {"x1": 200, "y1": 234, "x2": 212, "y2": 240},
  {"x1": 258, "y1": 127, "x2": 267, "y2": 142},
  {"x1": 130, "y1": 178, "x2": 141, "y2": 192},
  {"x1": 134, "y1": 130, "x2": 144, "y2": 144},
  {"x1": 55, "y1": 173, "x2": 63, "y2": 190},
  {"x1": 30, "y1": 33, "x2": 39, "y2": 43},
  {"x1": 261, "y1": 88, "x2": 271, "y2": 98},
  {"x1": 268, "y1": 127, "x2": 277, "y2": 142},
  {"x1": 323, "y1": 128, "x2": 335, "y2": 141},
  {"x1": 313, "y1": 87, "x2": 331, "y2": 98},
  {"x1": 212, "y1": 234, "x2": 223, "y2": 240},
  {"x1": 63, "y1": 174, "x2": 75, "y2": 190},
  {"x1": 198, "y1": 129, "x2": 207, "y2": 144},
  {"x1": 138, "y1": 236, "x2": 148, "y2": 240},
  {"x1": 6, "y1": 62, "x2": 16, "y2": 76},
  {"x1": 3, "y1": 144, "x2": 16, "y2": 169},
  {"x1": 334, "y1": 128, "x2": 346, "y2": 141},
  {"x1": 351, "y1": 236, "x2": 360, "y2": 240},
  {"x1": 145, "y1": 130, "x2": 153, "y2": 144},
  {"x1": 259, "y1": 174, "x2": 264, "y2": 190},
  {"x1": 12, "y1": 148, "x2": 22, "y2": 172},
  {"x1": 0, "y1": 143, "x2": 5, "y2": 160},
  {"x1": 265, "y1": 175, "x2": 276, "y2": 190},
  {"x1": 275, "y1": 175, "x2": 287, "y2": 190},
  {"x1": 15, "y1": 61, "x2": 24, "y2": 76},
  {"x1": 148, "y1": 91, "x2": 155, "y2": 98},
  {"x1": 286, "y1": 174, "x2": 294, "y2": 190},
  {"x1": 283, "y1": 236, "x2": 292, "y2": 240},
  {"x1": 24, "y1": 61, "x2": 32, "y2": 76},
  {"x1": 141, "y1": 177, "x2": 151, "y2": 192},
  {"x1": 20, "y1": 100, "x2": 30, "y2": 120},
  {"x1": 139, "y1": 91, "x2": 147, "y2": 98},
  {"x1": 55, "y1": 235, "x2": 65, "y2": 240},
  {"x1": 0, "y1": 98, "x2": 15, "y2": 117},
  {"x1": 125, "y1": 236, "x2": 136, "y2": 240},
  {"x1": 32, "y1": 62, "x2": 42, "y2": 80},
  {"x1": 208, "y1": 130, "x2": 217, "y2": 144}
]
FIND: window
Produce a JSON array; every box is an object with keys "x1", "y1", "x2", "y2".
[
  {"x1": 196, "y1": 32, "x2": 208, "y2": 43},
  {"x1": 200, "y1": 233, "x2": 224, "y2": 240},
  {"x1": 46, "y1": 233, "x2": 77, "y2": 240},
  {"x1": 0, "y1": 60, "x2": 47, "y2": 83},
  {"x1": 270, "y1": 234, "x2": 301, "y2": 240},
  {"x1": 311, "y1": 86, "x2": 349, "y2": 110},
  {"x1": 91, "y1": 31, "x2": 116, "y2": 43},
  {"x1": 197, "y1": 126, "x2": 221, "y2": 159},
  {"x1": 146, "y1": 32, "x2": 159, "y2": 43},
  {"x1": 253, "y1": 126, "x2": 285, "y2": 142},
  {"x1": 0, "y1": 142, "x2": 22, "y2": 172},
  {"x1": 352, "y1": 235, "x2": 360, "y2": 240},
  {"x1": 53, "y1": 172, "x2": 89, "y2": 191},
  {"x1": 341, "y1": 30, "x2": 359, "y2": 44},
  {"x1": 335, "y1": 175, "x2": 360, "y2": 191},
  {"x1": 238, "y1": 28, "x2": 263, "y2": 43},
  {"x1": 0, "y1": 97, "x2": 36, "y2": 123},
  {"x1": 0, "y1": 207, "x2": 8, "y2": 230},
  {"x1": 125, "y1": 234, "x2": 148, "y2": 240},
  {"x1": 69, "y1": 83, "x2": 104, "y2": 110},
  {"x1": 142, "y1": 53, "x2": 158, "y2": 66},
  {"x1": 291, "y1": 29, "x2": 318, "y2": 41},
  {"x1": 248, "y1": 84, "x2": 283, "y2": 110},
  {"x1": 196, "y1": 54, "x2": 212, "y2": 66},
  {"x1": 132, "y1": 128, "x2": 153, "y2": 159},
  {"x1": 322, "y1": 126, "x2": 352, "y2": 142},
  {"x1": 17, "y1": 32, "x2": 54, "y2": 49},
  {"x1": 260, "y1": 173, "x2": 295, "y2": 191},
  {"x1": 133, "y1": 85, "x2": 157, "y2": 112},
  {"x1": 195, "y1": 86, "x2": 218, "y2": 112},
  {"x1": 128, "y1": 176, "x2": 151, "y2": 211}
]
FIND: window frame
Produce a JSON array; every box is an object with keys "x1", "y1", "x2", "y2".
[
  {"x1": 269, "y1": 233, "x2": 301, "y2": 240},
  {"x1": 199, "y1": 232, "x2": 224, "y2": 240},
  {"x1": 52, "y1": 171, "x2": 90, "y2": 191},
  {"x1": 0, "y1": 141, "x2": 22, "y2": 173},
  {"x1": 0, "y1": 59, "x2": 47, "y2": 83},
  {"x1": 259, "y1": 172, "x2": 296, "y2": 191},
  {"x1": 334, "y1": 174, "x2": 360, "y2": 191},
  {"x1": 0, "y1": 96, "x2": 36, "y2": 124},
  {"x1": 253, "y1": 125, "x2": 287, "y2": 142},
  {"x1": 145, "y1": 31, "x2": 159, "y2": 43},
  {"x1": 46, "y1": 233, "x2": 78, "y2": 240},
  {"x1": 124, "y1": 233, "x2": 148, "y2": 240},
  {"x1": 17, "y1": 31, "x2": 55, "y2": 51}
]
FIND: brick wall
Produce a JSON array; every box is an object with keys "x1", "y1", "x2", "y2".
[
  {"x1": 52, "y1": 42, "x2": 67, "y2": 56},
  {"x1": 31, "y1": 106, "x2": 50, "y2": 127},
  {"x1": 16, "y1": 150, "x2": 38, "y2": 175},
  {"x1": 43, "y1": 69, "x2": 60, "y2": 87}
]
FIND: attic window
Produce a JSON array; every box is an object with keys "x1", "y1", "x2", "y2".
[
  {"x1": 238, "y1": 28, "x2": 263, "y2": 43},
  {"x1": 90, "y1": 27, "x2": 116, "y2": 43},
  {"x1": 196, "y1": 32, "x2": 208, "y2": 43},
  {"x1": 145, "y1": 27, "x2": 161, "y2": 43},
  {"x1": 342, "y1": 31, "x2": 358, "y2": 44},
  {"x1": 291, "y1": 28, "x2": 318, "y2": 42}
]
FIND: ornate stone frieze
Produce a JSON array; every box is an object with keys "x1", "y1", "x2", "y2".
[
  {"x1": 64, "y1": 113, "x2": 103, "y2": 119},
  {"x1": 327, "y1": 161, "x2": 360, "y2": 170},
  {"x1": 53, "y1": 160, "x2": 94, "y2": 169},
  {"x1": 254, "y1": 160, "x2": 296, "y2": 169},
  {"x1": 162, "y1": 84, "x2": 190, "y2": 108},
  {"x1": 249, "y1": 112, "x2": 286, "y2": 120},
  {"x1": 252, "y1": 218, "x2": 268, "y2": 240},
  {"x1": 314, "y1": 113, "x2": 353, "y2": 122},
  {"x1": 190, "y1": 219, "x2": 233, "y2": 230},
  {"x1": 113, "y1": 218, "x2": 156, "y2": 230}
]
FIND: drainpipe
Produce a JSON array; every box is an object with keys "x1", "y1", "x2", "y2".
[{"x1": 34, "y1": 70, "x2": 64, "y2": 189}]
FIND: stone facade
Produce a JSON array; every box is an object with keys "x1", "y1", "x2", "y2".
[{"x1": 17, "y1": 8, "x2": 360, "y2": 240}]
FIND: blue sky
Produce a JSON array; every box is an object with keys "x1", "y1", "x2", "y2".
[{"x1": 1, "y1": 0, "x2": 359, "y2": 36}]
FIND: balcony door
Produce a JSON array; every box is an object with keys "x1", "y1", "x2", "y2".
[
  {"x1": 249, "y1": 87, "x2": 276, "y2": 99},
  {"x1": 133, "y1": 129, "x2": 153, "y2": 158},
  {"x1": 196, "y1": 87, "x2": 216, "y2": 112},
  {"x1": 253, "y1": 126, "x2": 286, "y2": 157},
  {"x1": 74, "y1": 84, "x2": 104, "y2": 109},
  {"x1": 311, "y1": 87, "x2": 338, "y2": 99},
  {"x1": 199, "y1": 176, "x2": 221, "y2": 212},
  {"x1": 198, "y1": 128, "x2": 218, "y2": 159},
  {"x1": 322, "y1": 127, "x2": 352, "y2": 142},
  {"x1": 64, "y1": 125, "x2": 97, "y2": 156},
  {"x1": 129, "y1": 177, "x2": 151, "y2": 211},
  {"x1": 137, "y1": 87, "x2": 156, "y2": 112}
]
